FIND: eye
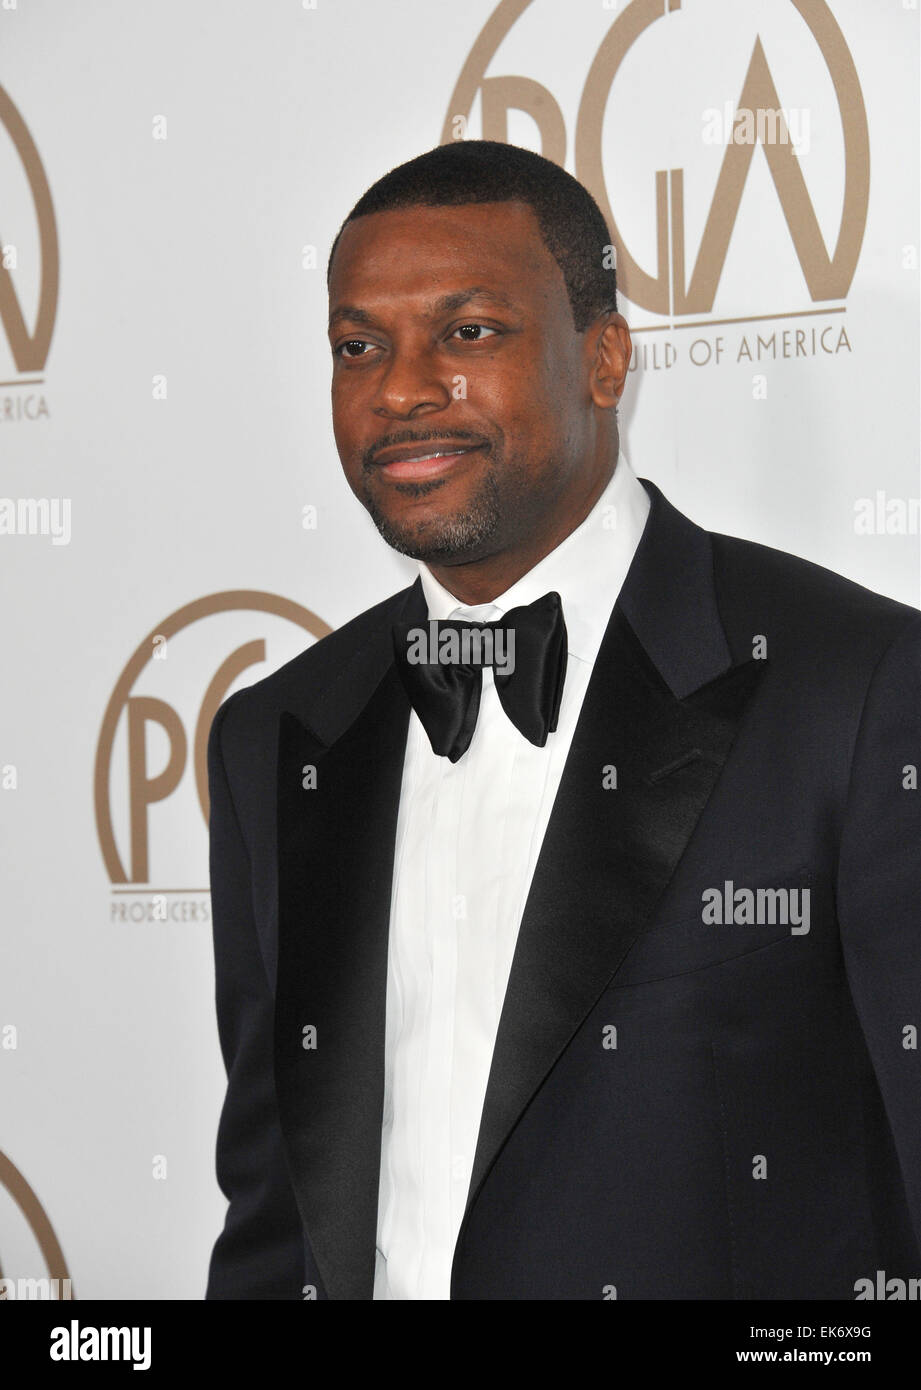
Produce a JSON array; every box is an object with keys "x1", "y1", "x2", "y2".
[
  {"x1": 450, "y1": 323, "x2": 499, "y2": 342},
  {"x1": 335, "y1": 339, "x2": 376, "y2": 358}
]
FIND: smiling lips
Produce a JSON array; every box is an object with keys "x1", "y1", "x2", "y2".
[{"x1": 372, "y1": 442, "x2": 485, "y2": 481}]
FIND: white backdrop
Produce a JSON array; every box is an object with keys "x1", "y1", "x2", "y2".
[{"x1": 0, "y1": 0, "x2": 918, "y2": 1299}]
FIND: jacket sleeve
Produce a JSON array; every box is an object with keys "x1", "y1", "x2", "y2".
[
  {"x1": 836, "y1": 611, "x2": 921, "y2": 1254},
  {"x1": 204, "y1": 691, "x2": 313, "y2": 1299}
]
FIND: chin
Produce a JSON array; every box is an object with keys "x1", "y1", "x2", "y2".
[
  {"x1": 381, "y1": 527, "x2": 468, "y2": 564},
  {"x1": 374, "y1": 512, "x2": 494, "y2": 565},
  {"x1": 364, "y1": 470, "x2": 502, "y2": 563}
]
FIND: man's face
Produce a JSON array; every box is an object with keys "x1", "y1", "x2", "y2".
[{"x1": 327, "y1": 200, "x2": 619, "y2": 569}]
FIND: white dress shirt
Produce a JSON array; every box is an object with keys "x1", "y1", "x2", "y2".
[{"x1": 372, "y1": 451, "x2": 651, "y2": 1300}]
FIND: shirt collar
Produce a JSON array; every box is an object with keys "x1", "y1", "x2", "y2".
[{"x1": 417, "y1": 450, "x2": 651, "y2": 665}]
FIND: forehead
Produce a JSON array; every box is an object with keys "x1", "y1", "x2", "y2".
[{"x1": 328, "y1": 201, "x2": 563, "y2": 311}]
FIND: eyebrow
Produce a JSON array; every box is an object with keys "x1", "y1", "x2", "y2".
[{"x1": 327, "y1": 286, "x2": 518, "y2": 332}]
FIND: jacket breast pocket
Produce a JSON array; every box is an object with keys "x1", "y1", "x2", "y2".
[{"x1": 611, "y1": 871, "x2": 814, "y2": 987}]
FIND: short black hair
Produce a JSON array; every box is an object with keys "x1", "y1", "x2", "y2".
[{"x1": 326, "y1": 140, "x2": 616, "y2": 332}]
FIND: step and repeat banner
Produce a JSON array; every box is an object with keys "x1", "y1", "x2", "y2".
[{"x1": 1, "y1": 0, "x2": 918, "y2": 1299}]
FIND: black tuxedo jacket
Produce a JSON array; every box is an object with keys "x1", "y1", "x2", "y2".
[{"x1": 204, "y1": 479, "x2": 920, "y2": 1300}]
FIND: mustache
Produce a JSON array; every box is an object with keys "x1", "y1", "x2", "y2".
[{"x1": 361, "y1": 428, "x2": 492, "y2": 470}]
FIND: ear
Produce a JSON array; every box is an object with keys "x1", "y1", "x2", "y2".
[{"x1": 587, "y1": 312, "x2": 632, "y2": 409}]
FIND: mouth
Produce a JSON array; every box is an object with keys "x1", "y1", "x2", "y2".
[{"x1": 371, "y1": 442, "x2": 486, "y2": 481}]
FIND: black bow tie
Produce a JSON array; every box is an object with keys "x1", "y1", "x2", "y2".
[{"x1": 392, "y1": 591, "x2": 568, "y2": 763}]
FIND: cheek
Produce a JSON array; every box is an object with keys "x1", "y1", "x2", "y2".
[
  {"x1": 330, "y1": 425, "x2": 364, "y2": 490},
  {"x1": 468, "y1": 364, "x2": 559, "y2": 440},
  {"x1": 330, "y1": 386, "x2": 361, "y2": 451}
]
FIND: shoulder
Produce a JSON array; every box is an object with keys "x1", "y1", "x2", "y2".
[
  {"x1": 210, "y1": 583, "x2": 416, "y2": 760},
  {"x1": 709, "y1": 528, "x2": 920, "y2": 668}
]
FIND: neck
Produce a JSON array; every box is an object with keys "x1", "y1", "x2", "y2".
[{"x1": 425, "y1": 458, "x2": 616, "y2": 606}]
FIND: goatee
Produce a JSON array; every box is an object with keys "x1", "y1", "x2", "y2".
[{"x1": 362, "y1": 467, "x2": 502, "y2": 563}]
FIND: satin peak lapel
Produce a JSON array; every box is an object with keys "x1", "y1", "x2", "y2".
[{"x1": 273, "y1": 583, "x2": 423, "y2": 1300}]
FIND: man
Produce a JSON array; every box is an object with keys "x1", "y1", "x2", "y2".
[{"x1": 205, "y1": 140, "x2": 920, "y2": 1301}]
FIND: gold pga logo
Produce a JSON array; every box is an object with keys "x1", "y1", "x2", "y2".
[
  {"x1": 94, "y1": 591, "x2": 330, "y2": 905},
  {"x1": 0, "y1": 1150, "x2": 73, "y2": 1300},
  {"x1": 0, "y1": 82, "x2": 58, "y2": 418},
  {"x1": 442, "y1": 0, "x2": 869, "y2": 330}
]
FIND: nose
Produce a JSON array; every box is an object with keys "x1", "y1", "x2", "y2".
[{"x1": 372, "y1": 344, "x2": 453, "y2": 421}]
